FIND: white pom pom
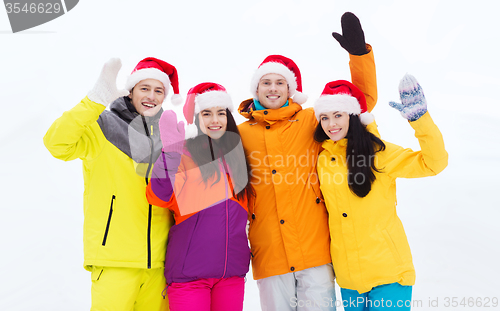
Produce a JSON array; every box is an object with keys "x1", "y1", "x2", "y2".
[
  {"x1": 171, "y1": 94, "x2": 183, "y2": 106},
  {"x1": 292, "y1": 91, "x2": 308, "y2": 105},
  {"x1": 185, "y1": 123, "x2": 198, "y2": 139},
  {"x1": 360, "y1": 112, "x2": 375, "y2": 125}
]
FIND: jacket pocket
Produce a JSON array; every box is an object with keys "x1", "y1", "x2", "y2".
[
  {"x1": 309, "y1": 174, "x2": 325, "y2": 205},
  {"x1": 382, "y1": 229, "x2": 403, "y2": 266},
  {"x1": 102, "y1": 195, "x2": 115, "y2": 246},
  {"x1": 91, "y1": 266, "x2": 104, "y2": 281}
]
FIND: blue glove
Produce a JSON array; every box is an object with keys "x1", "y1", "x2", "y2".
[{"x1": 389, "y1": 74, "x2": 427, "y2": 121}]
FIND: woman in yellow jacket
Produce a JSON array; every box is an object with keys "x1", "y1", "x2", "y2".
[{"x1": 314, "y1": 75, "x2": 448, "y2": 310}]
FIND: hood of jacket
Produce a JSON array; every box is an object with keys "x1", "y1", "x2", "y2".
[{"x1": 238, "y1": 98, "x2": 303, "y2": 125}]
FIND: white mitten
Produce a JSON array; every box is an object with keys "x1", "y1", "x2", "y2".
[{"x1": 87, "y1": 58, "x2": 129, "y2": 107}]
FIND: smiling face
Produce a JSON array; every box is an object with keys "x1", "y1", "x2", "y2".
[
  {"x1": 129, "y1": 79, "x2": 166, "y2": 116},
  {"x1": 198, "y1": 107, "x2": 228, "y2": 140},
  {"x1": 320, "y1": 111, "x2": 350, "y2": 141},
  {"x1": 256, "y1": 73, "x2": 289, "y2": 109}
]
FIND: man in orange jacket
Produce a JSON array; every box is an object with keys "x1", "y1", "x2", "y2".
[{"x1": 237, "y1": 13, "x2": 378, "y2": 311}]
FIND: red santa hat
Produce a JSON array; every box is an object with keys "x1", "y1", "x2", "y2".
[
  {"x1": 250, "y1": 55, "x2": 307, "y2": 105},
  {"x1": 125, "y1": 57, "x2": 182, "y2": 105},
  {"x1": 314, "y1": 80, "x2": 374, "y2": 125},
  {"x1": 183, "y1": 82, "x2": 234, "y2": 139}
]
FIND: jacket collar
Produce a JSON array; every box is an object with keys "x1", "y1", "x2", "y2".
[
  {"x1": 109, "y1": 96, "x2": 163, "y2": 125},
  {"x1": 238, "y1": 98, "x2": 302, "y2": 124},
  {"x1": 97, "y1": 96, "x2": 163, "y2": 167},
  {"x1": 322, "y1": 138, "x2": 348, "y2": 154}
]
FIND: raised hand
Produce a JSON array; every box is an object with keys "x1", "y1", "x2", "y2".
[
  {"x1": 332, "y1": 12, "x2": 368, "y2": 56},
  {"x1": 87, "y1": 58, "x2": 129, "y2": 107},
  {"x1": 159, "y1": 110, "x2": 185, "y2": 153},
  {"x1": 389, "y1": 74, "x2": 428, "y2": 122}
]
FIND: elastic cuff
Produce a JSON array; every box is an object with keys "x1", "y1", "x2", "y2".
[{"x1": 161, "y1": 143, "x2": 184, "y2": 154}]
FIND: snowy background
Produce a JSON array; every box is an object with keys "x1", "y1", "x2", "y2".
[{"x1": 1, "y1": 0, "x2": 500, "y2": 310}]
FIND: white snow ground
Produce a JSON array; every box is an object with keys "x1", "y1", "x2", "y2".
[{"x1": 1, "y1": 1, "x2": 499, "y2": 310}]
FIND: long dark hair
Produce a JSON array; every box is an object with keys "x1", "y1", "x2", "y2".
[
  {"x1": 185, "y1": 109, "x2": 254, "y2": 202},
  {"x1": 314, "y1": 114, "x2": 385, "y2": 197}
]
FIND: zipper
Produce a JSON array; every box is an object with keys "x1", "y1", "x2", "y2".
[
  {"x1": 102, "y1": 195, "x2": 116, "y2": 246},
  {"x1": 250, "y1": 194, "x2": 256, "y2": 224},
  {"x1": 141, "y1": 116, "x2": 155, "y2": 184},
  {"x1": 221, "y1": 157, "x2": 229, "y2": 278},
  {"x1": 142, "y1": 116, "x2": 154, "y2": 269},
  {"x1": 249, "y1": 199, "x2": 255, "y2": 259},
  {"x1": 147, "y1": 204, "x2": 152, "y2": 269}
]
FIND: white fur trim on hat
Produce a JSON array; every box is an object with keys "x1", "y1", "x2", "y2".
[
  {"x1": 194, "y1": 91, "x2": 233, "y2": 114},
  {"x1": 359, "y1": 112, "x2": 375, "y2": 126},
  {"x1": 185, "y1": 123, "x2": 198, "y2": 139},
  {"x1": 125, "y1": 68, "x2": 171, "y2": 94},
  {"x1": 314, "y1": 94, "x2": 361, "y2": 121},
  {"x1": 250, "y1": 62, "x2": 298, "y2": 99}
]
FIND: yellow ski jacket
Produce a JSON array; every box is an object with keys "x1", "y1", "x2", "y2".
[
  {"x1": 44, "y1": 96, "x2": 174, "y2": 271},
  {"x1": 317, "y1": 113, "x2": 448, "y2": 293}
]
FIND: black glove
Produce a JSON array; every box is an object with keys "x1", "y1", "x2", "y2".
[{"x1": 332, "y1": 12, "x2": 368, "y2": 56}]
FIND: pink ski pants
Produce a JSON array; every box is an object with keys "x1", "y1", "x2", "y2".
[{"x1": 167, "y1": 276, "x2": 245, "y2": 311}]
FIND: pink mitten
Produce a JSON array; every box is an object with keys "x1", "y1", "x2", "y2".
[{"x1": 159, "y1": 110, "x2": 185, "y2": 153}]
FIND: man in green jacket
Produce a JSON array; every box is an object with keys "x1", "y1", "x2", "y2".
[{"x1": 44, "y1": 57, "x2": 180, "y2": 310}]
